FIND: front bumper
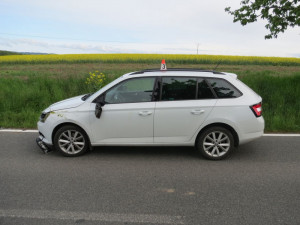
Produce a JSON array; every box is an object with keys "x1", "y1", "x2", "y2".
[
  {"x1": 36, "y1": 135, "x2": 53, "y2": 153},
  {"x1": 37, "y1": 121, "x2": 53, "y2": 145}
]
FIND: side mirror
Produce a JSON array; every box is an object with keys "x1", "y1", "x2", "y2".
[
  {"x1": 95, "y1": 103, "x2": 102, "y2": 119},
  {"x1": 93, "y1": 94, "x2": 105, "y2": 119}
]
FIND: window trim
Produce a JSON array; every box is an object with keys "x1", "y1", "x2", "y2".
[
  {"x1": 92, "y1": 76, "x2": 243, "y2": 104},
  {"x1": 195, "y1": 79, "x2": 199, "y2": 99},
  {"x1": 93, "y1": 76, "x2": 158, "y2": 105},
  {"x1": 152, "y1": 76, "x2": 161, "y2": 102}
]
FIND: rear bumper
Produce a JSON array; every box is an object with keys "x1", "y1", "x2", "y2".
[
  {"x1": 239, "y1": 116, "x2": 265, "y2": 145},
  {"x1": 239, "y1": 130, "x2": 264, "y2": 145}
]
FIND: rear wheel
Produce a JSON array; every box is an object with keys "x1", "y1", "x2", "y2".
[
  {"x1": 196, "y1": 126, "x2": 234, "y2": 160},
  {"x1": 54, "y1": 125, "x2": 89, "y2": 157}
]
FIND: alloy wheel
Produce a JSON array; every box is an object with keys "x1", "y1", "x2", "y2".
[
  {"x1": 203, "y1": 131, "x2": 230, "y2": 158},
  {"x1": 58, "y1": 130, "x2": 85, "y2": 155}
]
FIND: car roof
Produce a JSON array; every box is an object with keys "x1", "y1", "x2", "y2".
[
  {"x1": 122, "y1": 68, "x2": 238, "y2": 79},
  {"x1": 129, "y1": 68, "x2": 225, "y2": 75}
]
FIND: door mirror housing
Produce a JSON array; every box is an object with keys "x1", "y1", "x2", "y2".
[
  {"x1": 94, "y1": 95, "x2": 105, "y2": 119},
  {"x1": 95, "y1": 103, "x2": 102, "y2": 119}
]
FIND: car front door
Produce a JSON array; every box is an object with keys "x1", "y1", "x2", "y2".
[
  {"x1": 154, "y1": 77, "x2": 217, "y2": 143},
  {"x1": 89, "y1": 77, "x2": 156, "y2": 144}
]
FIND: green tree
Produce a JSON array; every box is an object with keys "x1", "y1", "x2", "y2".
[{"x1": 225, "y1": 0, "x2": 300, "y2": 39}]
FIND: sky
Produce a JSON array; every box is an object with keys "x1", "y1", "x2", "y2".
[{"x1": 0, "y1": 0, "x2": 299, "y2": 57}]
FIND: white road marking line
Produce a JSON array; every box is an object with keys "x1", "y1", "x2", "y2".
[
  {"x1": 0, "y1": 129, "x2": 299, "y2": 137},
  {"x1": 0, "y1": 129, "x2": 38, "y2": 133},
  {"x1": 0, "y1": 209, "x2": 184, "y2": 224},
  {"x1": 263, "y1": 134, "x2": 300, "y2": 137}
]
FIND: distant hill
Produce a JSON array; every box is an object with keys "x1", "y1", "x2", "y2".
[
  {"x1": 19, "y1": 52, "x2": 52, "y2": 55},
  {"x1": 0, "y1": 50, "x2": 52, "y2": 56},
  {"x1": 0, "y1": 50, "x2": 21, "y2": 56}
]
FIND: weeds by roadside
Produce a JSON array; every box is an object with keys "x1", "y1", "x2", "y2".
[{"x1": 0, "y1": 62, "x2": 299, "y2": 132}]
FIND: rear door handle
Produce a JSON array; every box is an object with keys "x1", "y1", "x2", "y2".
[
  {"x1": 191, "y1": 109, "x2": 205, "y2": 115},
  {"x1": 138, "y1": 111, "x2": 153, "y2": 116}
]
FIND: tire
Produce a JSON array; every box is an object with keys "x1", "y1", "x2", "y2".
[
  {"x1": 196, "y1": 126, "x2": 234, "y2": 160},
  {"x1": 53, "y1": 125, "x2": 89, "y2": 157}
]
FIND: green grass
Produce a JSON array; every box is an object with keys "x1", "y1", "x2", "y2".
[
  {"x1": 0, "y1": 62, "x2": 299, "y2": 132},
  {"x1": 0, "y1": 77, "x2": 89, "y2": 128},
  {"x1": 240, "y1": 72, "x2": 300, "y2": 132}
]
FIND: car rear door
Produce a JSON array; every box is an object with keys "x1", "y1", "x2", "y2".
[{"x1": 154, "y1": 77, "x2": 217, "y2": 143}]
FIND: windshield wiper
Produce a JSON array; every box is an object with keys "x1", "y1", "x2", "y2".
[{"x1": 81, "y1": 93, "x2": 94, "y2": 101}]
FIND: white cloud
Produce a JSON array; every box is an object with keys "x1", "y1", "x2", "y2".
[
  {"x1": 1, "y1": 36, "x2": 299, "y2": 57},
  {"x1": 0, "y1": 0, "x2": 299, "y2": 56}
]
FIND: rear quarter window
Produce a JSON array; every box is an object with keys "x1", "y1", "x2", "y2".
[{"x1": 207, "y1": 78, "x2": 242, "y2": 98}]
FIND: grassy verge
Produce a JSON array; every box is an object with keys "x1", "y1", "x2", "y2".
[
  {"x1": 240, "y1": 72, "x2": 300, "y2": 132},
  {"x1": 0, "y1": 62, "x2": 299, "y2": 132}
]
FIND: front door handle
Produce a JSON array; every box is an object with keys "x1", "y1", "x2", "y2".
[
  {"x1": 138, "y1": 111, "x2": 153, "y2": 116},
  {"x1": 191, "y1": 109, "x2": 205, "y2": 115}
]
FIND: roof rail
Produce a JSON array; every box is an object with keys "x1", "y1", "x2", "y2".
[{"x1": 130, "y1": 68, "x2": 225, "y2": 75}]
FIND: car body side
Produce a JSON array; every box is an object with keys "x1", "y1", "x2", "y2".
[{"x1": 37, "y1": 71, "x2": 264, "y2": 148}]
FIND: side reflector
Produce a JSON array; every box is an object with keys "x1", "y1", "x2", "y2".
[
  {"x1": 250, "y1": 102, "x2": 262, "y2": 117},
  {"x1": 160, "y1": 59, "x2": 167, "y2": 71}
]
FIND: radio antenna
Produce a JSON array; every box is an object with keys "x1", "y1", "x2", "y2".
[{"x1": 212, "y1": 61, "x2": 222, "y2": 71}]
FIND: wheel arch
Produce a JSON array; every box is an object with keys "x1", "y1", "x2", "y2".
[
  {"x1": 195, "y1": 123, "x2": 239, "y2": 147},
  {"x1": 51, "y1": 122, "x2": 92, "y2": 149}
]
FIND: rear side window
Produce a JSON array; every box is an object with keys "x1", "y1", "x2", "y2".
[
  {"x1": 207, "y1": 78, "x2": 242, "y2": 98},
  {"x1": 162, "y1": 77, "x2": 197, "y2": 101},
  {"x1": 198, "y1": 79, "x2": 215, "y2": 99}
]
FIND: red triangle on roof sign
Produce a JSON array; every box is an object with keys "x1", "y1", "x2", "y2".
[{"x1": 160, "y1": 59, "x2": 167, "y2": 71}]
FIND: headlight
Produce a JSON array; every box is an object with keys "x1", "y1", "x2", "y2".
[{"x1": 40, "y1": 112, "x2": 50, "y2": 123}]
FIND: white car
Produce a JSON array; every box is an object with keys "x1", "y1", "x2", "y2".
[{"x1": 37, "y1": 68, "x2": 264, "y2": 160}]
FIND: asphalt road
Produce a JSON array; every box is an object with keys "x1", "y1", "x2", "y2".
[{"x1": 0, "y1": 132, "x2": 299, "y2": 225}]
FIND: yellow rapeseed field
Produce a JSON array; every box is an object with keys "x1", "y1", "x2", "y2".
[{"x1": 1, "y1": 53, "x2": 300, "y2": 66}]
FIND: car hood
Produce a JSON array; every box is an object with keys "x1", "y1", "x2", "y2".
[{"x1": 47, "y1": 95, "x2": 85, "y2": 111}]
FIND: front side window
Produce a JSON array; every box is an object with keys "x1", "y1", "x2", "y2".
[
  {"x1": 105, "y1": 77, "x2": 156, "y2": 104},
  {"x1": 161, "y1": 77, "x2": 197, "y2": 101},
  {"x1": 207, "y1": 78, "x2": 242, "y2": 98}
]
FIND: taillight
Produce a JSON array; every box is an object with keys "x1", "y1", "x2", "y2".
[{"x1": 250, "y1": 102, "x2": 262, "y2": 117}]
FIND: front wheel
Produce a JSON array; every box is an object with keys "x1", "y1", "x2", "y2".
[
  {"x1": 53, "y1": 125, "x2": 89, "y2": 157},
  {"x1": 196, "y1": 126, "x2": 234, "y2": 160}
]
